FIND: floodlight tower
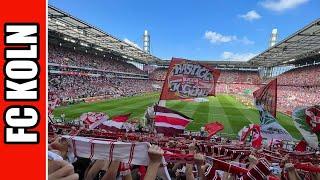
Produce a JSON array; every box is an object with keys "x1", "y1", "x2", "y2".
[
  {"x1": 269, "y1": 28, "x2": 278, "y2": 47},
  {"x1": 261, "y1": 28, "x2": 278, "y2": 78},
  {"x1": 143, "y1": 30, "x2": 150, "y2": 54}
]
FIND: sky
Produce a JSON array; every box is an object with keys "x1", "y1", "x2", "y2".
[{"x1": 49, "y1": 0, "x2": 319, "y2": 61}]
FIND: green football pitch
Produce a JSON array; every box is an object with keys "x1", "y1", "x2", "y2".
[{"x1": 53, "y1": 93, "x2": 301, "y2": 139}]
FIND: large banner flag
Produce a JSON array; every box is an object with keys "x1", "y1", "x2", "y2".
[
  {"x1": 253, "y1": 78, "x2": 277, "y2": 117},
  {"x1": 154, "y1": 105, "x2": 192, "y2": 135},
  {"x1": 204, "y1": 122, "x2": 224, "y2": 138},
  {"x1": 292, "y1": 106, "x2": 320, "y2": 149},
  {"x1": 160, "y1": 58, "x2": 220, "y2": 100}
]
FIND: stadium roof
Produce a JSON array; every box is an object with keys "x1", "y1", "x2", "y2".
[
  {"x1": 48, "y1": 5, "x2": 161, "y2": 64},
  {"x1": 249, "y1": 18, "x2": 320, "y2": 67}
]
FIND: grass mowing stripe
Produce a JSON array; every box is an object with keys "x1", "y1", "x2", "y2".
[
  {"x1": 188, "y1": 101, "x2": 210, "y2": 130},
  {"x1": 219, "y1": 95, "x2": 254, "y2": 134},
  {"x1": 104, "y1": 96, "x2": 159, "y2": 119},
  {"x1": 216, "y1": 95, "x2": 234, "y2": 134},
  {"x1": 224, "y1": 96, "x2": 258, "y2": 124}
]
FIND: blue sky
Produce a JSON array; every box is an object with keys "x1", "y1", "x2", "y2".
[{"x1": 49, "y1": 0, "x2": 319, "y2": 61}]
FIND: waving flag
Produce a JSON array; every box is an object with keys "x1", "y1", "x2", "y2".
[
  {"x1": 205, "y1": 122, "x2": 224, "y2": 138},
  {"x1": 305, "y1": 106, "x2": 320, "y2": 133},
  {"x1": 238, "y1": 124, "x2": 262, "y2": 148},
  {"x1": 292, "y1": 106, "x2": 320, "y2": 149},
  {"x1": 253, "y1": 79, "x2": 293, "y2": 141},
  {"x1": 256, "y1": 105, "x2": 293, "y2": 141},
  {"x1": 253, "y1": 78, "x2": 277, "y2": 117},
  {"x1": 80, "y1": 112, "x2": 108, "y2": 129},
  {"x1": 251, "y1": 125, "x2": 263, "y2": 148},
  {"x1": 98, "y1": 113, "x2": 131, "y2": 131},
  {"x1": 154, "y1": 105, "x2": 192, "y2": 136},
  {"x1": 160, "y1": 58, "x2": 220, "y2": 100}
]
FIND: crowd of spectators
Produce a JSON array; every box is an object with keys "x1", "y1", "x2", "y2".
[
  {"x1": 149, "y1": 68, "x2": 167, "y2": 81},
  {"x1": 49, "y1": 74, "x2": 161, "y2": 103},
  {"x1": 278, "y1": 65, "x2": 320, "y2": 86},
  {"x1": 218, "y1": 70, "x2": 261, "y2": 84},
  {"x1": 49, "y1": 44, "x2": 146, "y2": 75},
  {"x1": 277, "y1": 86, "x2": 320, "y2": 114}
]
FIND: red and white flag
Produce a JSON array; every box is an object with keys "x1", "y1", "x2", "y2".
[
  {"x1": 98, "y1": 113, "x2": 131, "y2": 131},
  {"x1": 205, "y1": 122, "x2": 224, "y2": 138},
  {"x1": 238, "y1": 124, "x2": 262, "y2": 148},
  {"x1": 80, "y1": 112, "x2": 108, "y2": 129},
  {"x1": 305, "y1": 105, "x2": 320, "y2": 133},
  {"x1": 154, "y1": 105, "x2": 192, "y2": 136},
  {"x1": 251, "y1": 125, "x2": 263, "y2": 149}
]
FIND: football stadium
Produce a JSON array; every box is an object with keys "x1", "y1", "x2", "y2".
[{"x1": 48, "y1": 3, "x2": 320, "y2": 180}]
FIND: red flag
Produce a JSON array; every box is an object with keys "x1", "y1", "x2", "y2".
[
  {"x1": 112, "y1": 113, "x2": 131, "y2": 122},
  {"x1": 253, "y1": 78, "x2": 277, "y2": 117},
  {"x1": 295, "y1": 140, "x2": 307, "y2": 152},
  {"x1": 160, "y1": 58, "x2": 220, "y2": 100},
  {"x1": 204, "y1": 122, "x2": 224, "y2": 138}
]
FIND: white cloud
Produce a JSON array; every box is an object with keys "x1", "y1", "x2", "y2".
[
  {"x1": 239, "y1": 10, "x2": 261, "y2": 21},
  {"x1": 123, "y1": 38, "x2": 141, "y2": 49},
  {"x1": 260, "y1": 0, "x2": 309, "y2": 12},
  {"x1": 204, "y1": 31, "x2": 237, "y2": 43},
  {"x1": 204, "y1": 31, "x2": 254, "y2": 45},
  {"x1": 221, "y1": 51, "x2": 257, "y2": 61}
]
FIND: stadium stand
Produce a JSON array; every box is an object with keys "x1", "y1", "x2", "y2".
[
  {"x1": 49, "y1": 74, "x2": 159, "y2": 103},
  {"x1": 49, "y1": 44, "x2": 147, "y2": 75},
  {"x1": 218, "y1": 70, "x2": 261, "y2": 84},
  {"x1": 278, "y1": 64, "x2": 320, "y2": 86},
  {"x1": 149, "y1": 67, "x2": 167, "y2": 80}
]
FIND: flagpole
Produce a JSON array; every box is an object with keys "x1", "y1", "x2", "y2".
[{"x1": 157, "y1": 58, "x2": 175, "y2": 107}]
